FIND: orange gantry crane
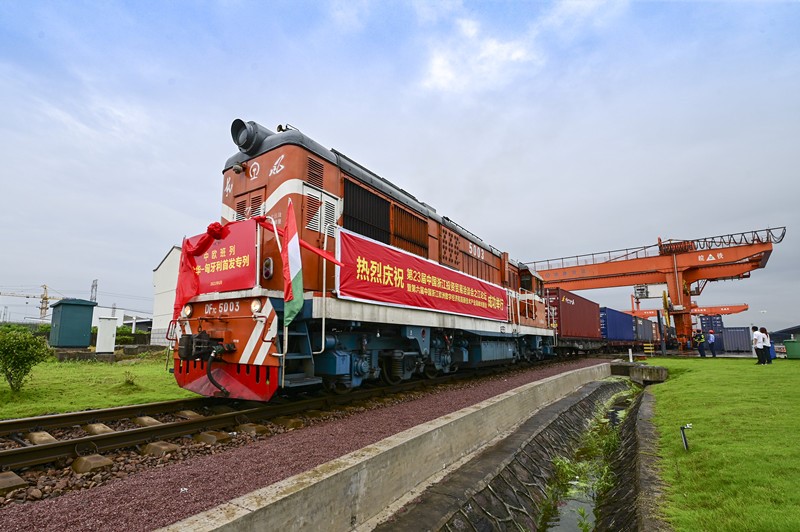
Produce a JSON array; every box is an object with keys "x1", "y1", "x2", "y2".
[
  {"x1": 627, "y1": 301, "x2": 749, "y2": 319},
  {"x1": 527, "y1": 227, "x2": 785, "y2": 345}
]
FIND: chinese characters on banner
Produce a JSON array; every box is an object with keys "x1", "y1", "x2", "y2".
[
  {"x1": 186, "y1": 219, "x2": 258, "y2": 293},
  {"x1": 337, "y1": 230, "x2": 508, "y2": 321}
]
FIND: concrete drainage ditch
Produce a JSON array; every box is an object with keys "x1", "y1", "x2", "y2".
[{"x1": 377, "y1": 376, "x2": 662, "y2": 531}]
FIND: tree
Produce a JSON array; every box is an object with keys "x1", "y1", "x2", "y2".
[{"x1": 0, "y1": 326, "x2": 53, "y2": 392}]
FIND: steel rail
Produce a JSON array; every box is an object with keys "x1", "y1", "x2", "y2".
[
  {"x1": 0, "y1": 398, "x2": 220, "y2": 437},
  {"x1": 0, "y1": 369, "x2": 473, "y2": 471}
]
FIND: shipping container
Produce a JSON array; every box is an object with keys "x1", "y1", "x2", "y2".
[
  {"x1": 699, "y1": 315, "x2": 725, "y2": 330},
  {"x1": 635, "y1": 317, "x2": 654, "y2": 342},
  {"x1": 545, "y1": 288, "x2": 601, "y2": 339},
  {"x1": 600, "y1": 307, "x2": 635, "y2": 341},
  {"x1": 720, "y1": 327, "x2": 752, "y2": 352}
]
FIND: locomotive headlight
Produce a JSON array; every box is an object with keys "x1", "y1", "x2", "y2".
[
  {"x1": 250, "y1": 298, "x2": 263, "y2": 314},
  {"x1": 182, "y1": 304, "x2": 193, "y2": 318}
]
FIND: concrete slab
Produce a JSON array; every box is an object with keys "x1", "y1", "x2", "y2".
[
  {"x1": 630, "y1": 365, "x2": 668, "y2": 385},
  {"x1": 271, "y1": 417, "x2": 304, "y2": 430},
  {"x1": 192, "y1": 431, "x2": 232, "y2": 445},
  {"x1": 143, "y1": 441, "x2": 181, "y2": 457},
  {"x1": 82, "y1": 423, "x2": 115, "y2": 435},
  {"x1": 161, "y1": 363, "x2": 611, "y2": 532},
  {"x1": 72, "y1": 454, "x2": 113, "y2": 473},
  {"x1": 237, "y1": 423, "x2": 269, "y2": 435},
  {"x1": 0, "y1": 471, "x2": 27, "y2": 496},
  {"x1": 26, "y1": 431, "x2": 57, "y2": 445},
  {"x1": 133, "y1": 416, "x2": 162, "y2": 427},
  {"x1": 175, "y1": 410, "x2": 204, "y2": 420}
]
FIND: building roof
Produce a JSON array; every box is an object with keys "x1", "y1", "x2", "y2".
[{"x1": 153, "y1": 246, "x2": 182, "y2": 272}]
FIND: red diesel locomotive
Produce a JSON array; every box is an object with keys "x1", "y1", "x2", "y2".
[{"x1": 171, "y1": 119, "x2": 555, "y2": 401}]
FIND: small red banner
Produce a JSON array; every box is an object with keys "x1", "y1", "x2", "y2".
[
  {"x1": 337, "y1": 229, "x2": 507, "y2": 321},
  {"x1": 189, "y1": 219, "x2": 257, "y2": 294}
]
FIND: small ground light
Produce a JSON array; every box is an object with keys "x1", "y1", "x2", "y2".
[{"x1": 680, "y1": 423, "x2": 693, "y2": 450}]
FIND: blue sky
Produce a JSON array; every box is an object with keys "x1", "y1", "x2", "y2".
[{"x1": 1, "y1": 0, "x2": 798, "y2": 330}]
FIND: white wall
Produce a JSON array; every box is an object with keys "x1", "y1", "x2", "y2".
[{"x1": 151, "y1": 246, "x2": 181, "y2": 345}]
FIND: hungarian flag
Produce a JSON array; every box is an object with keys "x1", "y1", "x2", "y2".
[{"x1": 281, "y1": 199, "x2": 303, "y2": 326}]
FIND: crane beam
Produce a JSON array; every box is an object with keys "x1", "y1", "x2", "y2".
[
  {"x1": 529, "y1": 228, "x2": 785, "y2": 347},
  {"x1": 0, "y1": 285, "x2": 62, "y2": 319},
  {"x1": 628, "y1": 304, "x2": 749, "y2": 319}
]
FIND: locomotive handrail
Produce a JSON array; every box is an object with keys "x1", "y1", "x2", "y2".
[
  {"x1": 263, "y1": 215, "x2": 286, "y2": 389},
  {"x1": 313, "y1": 223, "x2": 337, "y2": 354}
]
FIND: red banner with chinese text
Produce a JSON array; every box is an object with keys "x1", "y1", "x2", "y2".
[
  {"x1": 336, "y1": 229, "x2": 507, "y2": 321},
  {"x1": 188, "y1": 219, "x2": 258, "y2": 294}
]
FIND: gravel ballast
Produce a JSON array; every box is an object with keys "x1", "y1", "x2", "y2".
[{"x1": 0, "y1": 359, "x2": 607, "y2": 531}]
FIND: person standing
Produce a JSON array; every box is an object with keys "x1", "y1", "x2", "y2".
[
  {"x1": 694, "y1": 329, "x2": 706, "y2": 357},
  {"x1": 752, "y1": 326, "x2": 766, "y2": 365},
  {"x1": 708, "y1": 329, "x2": 717, "y2": 358},
  {"x1": 760, "y1": 327, "x2": 772, "y2": 364}
]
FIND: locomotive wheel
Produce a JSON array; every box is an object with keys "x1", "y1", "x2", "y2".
[
  {"x1": 423, "y1": 365, "x2": 439, "y2": 379},
  {"x1": 380, "y1": 358, "x2": 402, "y2": 385}
]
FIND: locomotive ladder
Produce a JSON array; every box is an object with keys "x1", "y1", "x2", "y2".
[{"x1": 276, "y1": 320, "x2": 323, "y2": 389}]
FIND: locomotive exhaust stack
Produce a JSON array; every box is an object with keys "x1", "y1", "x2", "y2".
[{"x1": 230, "y1": 119, "x2": 274, "y2": 155}]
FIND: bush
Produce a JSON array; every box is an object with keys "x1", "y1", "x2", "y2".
[{"x1": 0, "y1": 327, "x2": 53, "y2": 392}]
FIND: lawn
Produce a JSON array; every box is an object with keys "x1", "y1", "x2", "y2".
[
  {"x1": 648, "y1": 357, "x2": 800, "y2": 531},
  {"x1": 0, "y1": 353, "x2": 197, "y2": 419}
]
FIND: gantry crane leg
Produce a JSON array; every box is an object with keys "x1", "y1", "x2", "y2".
[{"x1": 663, "y1": 268, "x2": 694, "y2": 347}]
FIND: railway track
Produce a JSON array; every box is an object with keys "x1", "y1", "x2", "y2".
[{"x1": 0, "y1": 369, "x2": 473, "y2": 472}]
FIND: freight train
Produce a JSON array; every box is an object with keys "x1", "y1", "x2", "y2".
[
  {"x1": 170, "y1": 119, "x2": 556, "y2": 401},
  {"x1": 543, "y1": 288, "x2": 672, "y2": 355}
]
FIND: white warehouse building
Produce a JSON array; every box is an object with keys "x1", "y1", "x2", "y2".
[{"x1": 151, "y1": 246, "x2": 181, "y2": 346}]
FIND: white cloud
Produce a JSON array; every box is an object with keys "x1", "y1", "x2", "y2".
[
  {"x1": 422, "y1": 18, "x2": 534, "y2": 93},
  {"x1": 411, "y1": 0, "x2": 463, "y2": 25},
  {"x1": 328, "y1": 0, "x2": 372, "y2": 32},
  {"x1": 420, "y1": 0, "x2": 627, "y2": 94}
]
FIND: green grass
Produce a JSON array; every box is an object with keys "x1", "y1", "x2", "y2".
[
  {"x1": 648, "y1": 357, "x2": 800, "y2": 531},
  {"x1": 0, "y1": 352, "x2": 197, "y2": 419}
]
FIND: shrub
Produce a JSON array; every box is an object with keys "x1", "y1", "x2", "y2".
[{"x1": 0, "y1": 327, "x2": 53, "y2": 392}]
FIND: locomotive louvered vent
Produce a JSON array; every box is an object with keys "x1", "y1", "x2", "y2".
[
  {"x1": 440, "y1": 226, "x2": 461, "y2": 268},
  {"x1": 234, "y1": 191, "x2": 263, "y2": 221},
  {"x1": 323, "y1": 201, "x2": 336, "y2": 237},
  {"x1": 305, "y1": 195, "x2": 322, "y2": 228},
  {"x1": 304, "y1": 188, "x2": 338, "y2": 237},
  {"x1": 235, "y1": 199, "x2": 248, "y2": 221},
  {"x1": 391, "y1": 205, "x2": 428, "y2": 258},
  {"x1": 250, "y1": 194, "x2": 263, "y2": 218},
  {"x1": 307, "y1": 158, "x2": 324, "y2": 189},
  {"x1": 343, "y1": 180, "x2": 390, "y2": 244}
]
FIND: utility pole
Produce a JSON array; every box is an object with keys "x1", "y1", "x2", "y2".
[{"x1": 90, "y1": 279, "x2": 98, "y2": 302}]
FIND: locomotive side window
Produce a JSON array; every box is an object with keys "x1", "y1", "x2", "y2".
[{"x1": 343, "y1": 179, "x2": 390, "y2": 244}]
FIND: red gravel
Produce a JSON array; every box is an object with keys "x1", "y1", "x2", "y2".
[{"x1": 0, "y1": 359, "x2": 606, "y2": 531}]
